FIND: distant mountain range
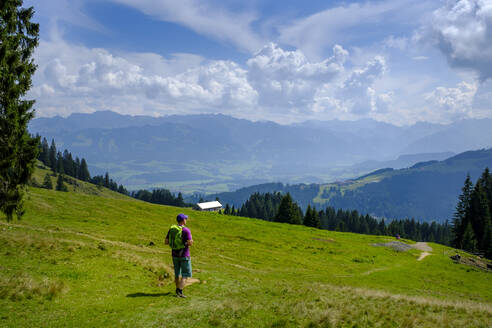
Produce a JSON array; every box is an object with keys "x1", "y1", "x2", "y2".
[
  {"x1": 205, "y1": 148, "x2": 492, "y2": 222},
  {"x1": 29, "y1": 111, "x2": 492, "y2": 193}
]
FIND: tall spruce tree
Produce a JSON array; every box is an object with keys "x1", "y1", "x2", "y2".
[
  {"x1": 461, "y1": 222, "x2": 478, "y2": 253},
  {"x1": 79, "y1": 158, "x2": 90, "y2": 181},
  {"x1": 274, "y1": 193, "x2": 302, "y2": 224},
  {"x1": 55, "y1": 174, "x2": 67, "y2": 192},
  {"x1": 0, "y1": 1, "x2": 39, "y2": 221},
  {"x1": 452, "y1": 174, "x2": 473, "y2": 248},
  {"x1": 48, "y1": 139, "x2": 56, "y2": 170},
  {"x1": 42, "y1": 173, "x2": 52, "y2": 189}
]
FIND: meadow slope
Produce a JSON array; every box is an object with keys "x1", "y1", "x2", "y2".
[{"x1": 0, "y1": 187, "x2": 491, "y2": 327}]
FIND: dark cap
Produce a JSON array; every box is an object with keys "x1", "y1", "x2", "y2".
[{"x1": 177, "y1": 213, "x2": 188, "y2": 222}]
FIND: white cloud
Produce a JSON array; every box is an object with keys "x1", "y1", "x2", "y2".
[
  {"x1": 31, "y1": 38, "x2": 399, "y2": 123},
  {"x1": 425, "y1": 81, "x2": 478, "y2": 120},
  {"x1": 30, "y1": 39, "x2": 257, "y2": 118},
  {"x1": 431, "y1": 0, "x2": 492, "y2": 80},
  {"x1": 339, "y1": 56, "x2": 388, "y2": 114},
  {"x1": 246, "y1": 43, "x2": 347, "y2": 109},
  {"x1": 312, "y1": 56, "x2": 388, "y2": 118},
  {"x1": 108, "y1": 0, "x2": 263, "y2": 53},
  {"x1": 277, "y1": 0, "x2": 433, "y2": 59}
]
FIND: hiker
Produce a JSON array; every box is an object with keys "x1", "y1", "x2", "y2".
[{"x1": 165, "y1": 213, "x2": 193, "y2": 298}]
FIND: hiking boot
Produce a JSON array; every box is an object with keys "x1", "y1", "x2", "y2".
[{"x1": 177, "y1": 292, "x2": 187, "y2": 298}]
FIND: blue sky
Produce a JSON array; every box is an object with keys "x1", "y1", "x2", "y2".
[{"x1": 24, "y1": 0, "x2": 492, "y2": 125}]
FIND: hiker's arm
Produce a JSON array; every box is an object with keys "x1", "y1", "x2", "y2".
[{"x1": 186, "y1": 239, "x2": 193, "y2": 246}]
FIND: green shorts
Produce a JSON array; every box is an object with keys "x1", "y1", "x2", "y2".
[{"x1": 172, "y1": 257, "x2": 192, "y2": 278}]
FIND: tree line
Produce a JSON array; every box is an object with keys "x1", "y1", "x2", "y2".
[
  {"x1": 452, "y1": 168, "x2": 492, "y2": 258},
  {"x1": 131, "y1": 188, "x2": 191, "y2": 208},
  {"x1": 221, "y1": 192, "x2": 452, "y2": 245},
  {"x1": 36, "y1": 136, "x2": 128, "y2": 195}
]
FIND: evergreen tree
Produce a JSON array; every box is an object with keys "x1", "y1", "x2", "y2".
[
  {"x1": 303, "y1": 205, "x2": 321, "y2": 228},
  {"x1": 274, "y1": 193, "x2": 301, "y2": 224},
  {"x1": 79, "y1": 158, "x2": 90, "y2": 181},
  {"x1": 0, "y1": 0, "x2": 40, "y2": 221},
  {"x1": 452, "y1": 174, "x2": 473, "y2": 248},
  {"x1": 461, "y1": 222, "x2": 478, "y2": 253},
  {"x1": 55, "y1": 152, "x2": 63, "y2": 173},
  {"x1": 469, "y1": 182, "x2": 490, "y2": 247},
  {"x1": 48, "y1": 139, "x2": 56, "y2": 170},
  {"x1": 40, "y1": 137, "x2": 49, "y2": 166},
  {"x1": 55, "y1": 174, "x2": 67, "y2": 192},
  {"x1": 104, "y1": 172, "x2": 109, "y2": 187},
  {"x1": 42, "y1": 173, "x2": 52, "y2": 189}
]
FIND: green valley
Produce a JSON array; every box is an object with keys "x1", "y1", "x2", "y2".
[{"x1": 1, "y1": 182, "x2": 491, "y2": 327}]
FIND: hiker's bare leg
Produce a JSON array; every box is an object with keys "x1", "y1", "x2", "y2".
[
  {"x1": 175, "y1": 277, "x2": 180, "y2": 289},
  {"x1": 179, "y1": 277, "x2": 187, "y2": 290}
]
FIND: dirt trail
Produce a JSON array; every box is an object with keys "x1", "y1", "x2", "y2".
[{"x1": 412, "y1": 242, "x2": 432, "y2": 261}]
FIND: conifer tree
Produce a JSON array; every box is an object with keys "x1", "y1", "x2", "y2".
[
  {"x1": 468, "y1": 182, "x2": 490, "y2": 247},
  {"x1": 48, "y1": 139, "x2": 56, "y2": 170},
  {"x1": 303, "y1": 205, "x2": 320, "y2": 228},
  {"x1": 79, "y1": 159, "x2": 90, "y2": 181},
  {"x1": 42, "y1": 173, "x2": 52, "y2": 189},
  {"x1": 40, "y1": 137, "x2": 49, "y2": 166},
  {"x1": 274, "y1": 193, "x2": 301, "y2": 224},
  {"x1": 452, "y1": 174, "x2": 473, "y2": 248},
  {"x1": 461, "y1": 222, "x2": 478, "y2": 253},
  {"x1": 55, "y1": 174, "x2": 67, "y2": 192},
  {"x1": 0, "y1": 0, "x2": 40, "y2": 221}
]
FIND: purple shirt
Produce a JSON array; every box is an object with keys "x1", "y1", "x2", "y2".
[{"x1": 167, "y1": 225, "x2": 192, "y2": 258}]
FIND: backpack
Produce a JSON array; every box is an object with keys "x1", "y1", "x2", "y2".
[{"x1": 168, "y1": 225, "x2": 185, "y2": 250}]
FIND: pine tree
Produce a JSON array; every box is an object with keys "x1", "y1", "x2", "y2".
[
  {"x1": 48, "y1": 139, "x2": 56, "y2": 170},
  {"x1": 303, "y1": 205, "x2": 313, "y2": 227},
  {"x1": 274, "y1": 193, "x2": 301, "y2": 224},
  {"x1": 55, "y1": 152, "x2": 64, "y2": 173},
  {"x1": 461, "y1": 222, "x2": 478, "y2": 253},
  {"x1": 468, "y1": 182, "x2": 491, "y2": 247},
  {"x1": 0, "y1": 1, "x2": 40, "y2": 221},
  {"x1": 452, "y1": 174, "x2": 473, "y2": 248},
  {"x1": 55, "y1": 174, "x2": 67, "y2": 192},
  {"x1": 79, "y1": 158, "x2": 90, "y2": 181},
  {"x1": 42, "y1": 173, "x2": 53, "y2": 189},
  {"x1": 40, "y1": 137, "x2": 49, "y2": 166},
  {"x1": 303, "y1": 205, "x2": 320, "y2": 228}
]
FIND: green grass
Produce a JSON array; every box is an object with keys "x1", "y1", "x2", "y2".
[{"x1": 0, "y1": 184, "x2": 491, "y2": 327}]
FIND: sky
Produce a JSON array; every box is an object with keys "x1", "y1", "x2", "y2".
[{"x1": 24, "y1": 0, "x2": 492, "y2": 125}]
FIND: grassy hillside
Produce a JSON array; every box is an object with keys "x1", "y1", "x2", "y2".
[
  {"x1": 30, "y1": 162, "x2": 129, "y2": 200},
  {"x1": 1, "y1": 186, "x2": 491, "y2": 327}
]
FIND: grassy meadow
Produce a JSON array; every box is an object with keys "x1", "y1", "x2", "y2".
[{"x1": 0, "y1": 182, "x2": 491, "y2": 327}]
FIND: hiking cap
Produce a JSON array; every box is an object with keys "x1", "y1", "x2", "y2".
[{"x1": 177, "y1": 213, "x2": 188, "y2": 222}]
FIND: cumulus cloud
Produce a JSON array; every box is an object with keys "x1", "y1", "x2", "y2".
[
  {"x1": 432, "y1": 0, "x2": 492, "y2": 80},
  {"x1": 313, "y1": 56, "x2": 388, "y2": 118},
  {"x1": 425, "y1": 81, "x2": 478, "y2": 120},
  {"x1": 30, "y1": 39, "x2": 257, "y2": 117},
  {"x1": 246, "y1": 43, "x2": 348, "y2": 109}
]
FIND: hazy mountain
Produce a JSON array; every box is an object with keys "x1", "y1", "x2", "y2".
[
  {"x1": 29, "y1": 111, "x2": 492, "y2": 193},
  {"x1": 207, "y1": 148, "x2": 492, "y2": 222}
]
